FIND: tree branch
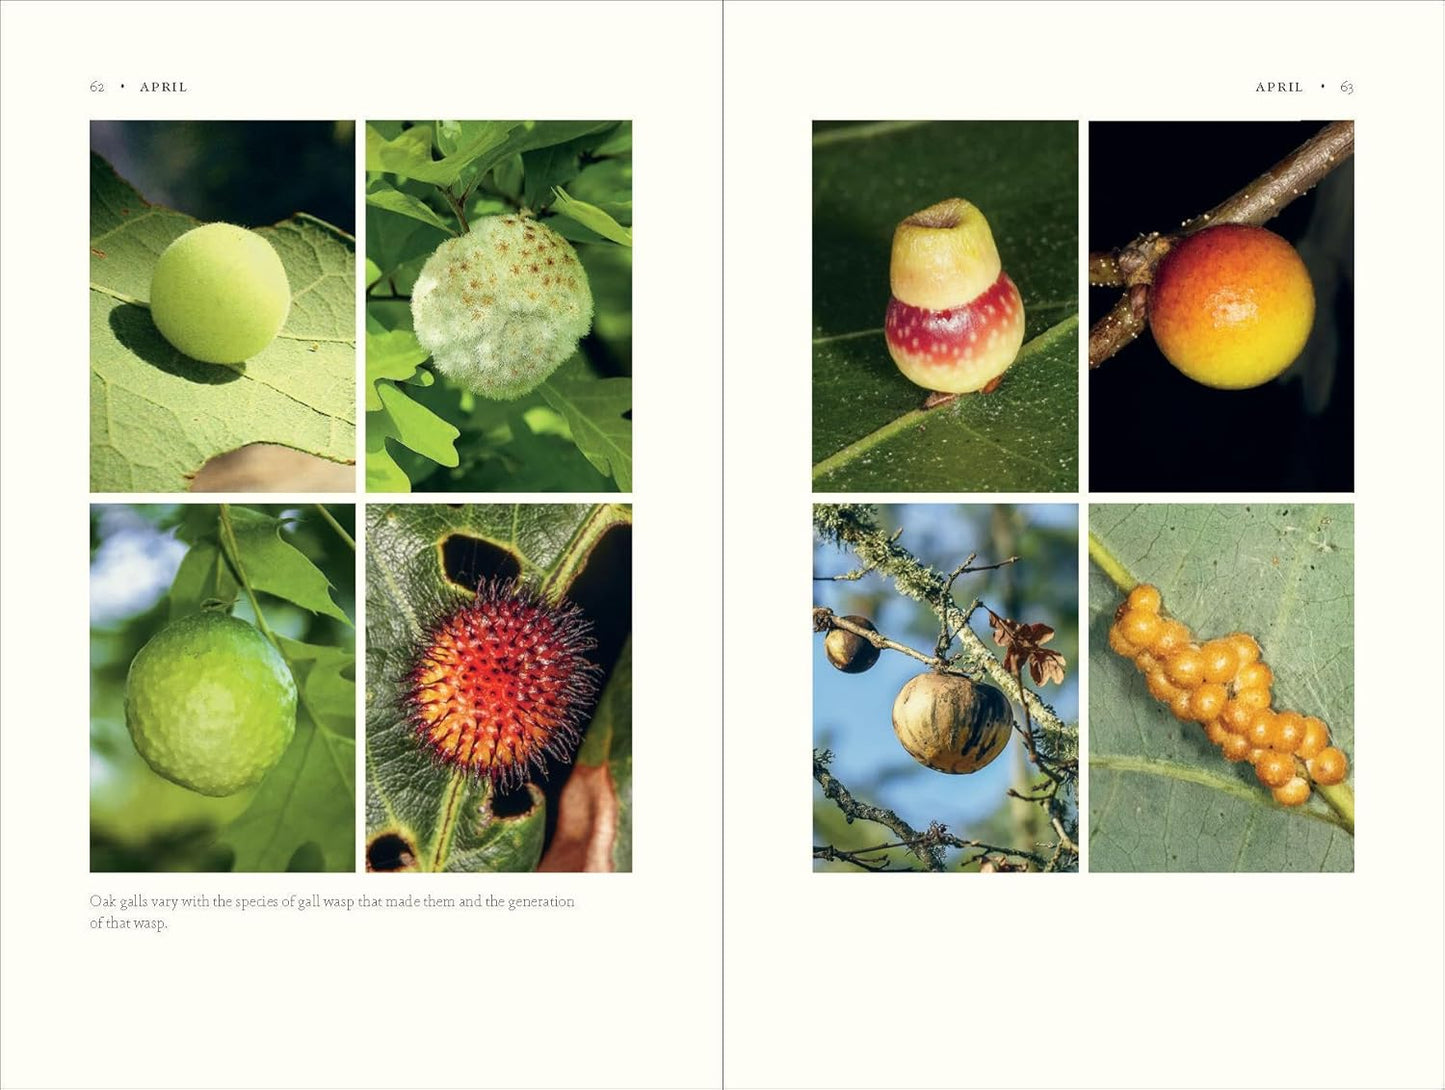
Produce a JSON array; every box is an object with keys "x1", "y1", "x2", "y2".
[{"x1": 1088, "y1": 120, "x2": 1354, "y2": 369}]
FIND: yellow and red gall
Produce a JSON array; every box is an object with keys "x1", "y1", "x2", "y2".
[
  {"x1": 406, "y1": 579, "x2": 600, "y2": 788},
  {"x1": 1147, "y1": 223, "x2": 1315, "y2": 390},
  {"x1": 885, "y1": 198, "x2": 1025, "y2": 394}
]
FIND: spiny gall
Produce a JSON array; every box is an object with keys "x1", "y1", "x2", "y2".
[{"x1": 405, "y1": 578, "x2": 600, "y2": 788}]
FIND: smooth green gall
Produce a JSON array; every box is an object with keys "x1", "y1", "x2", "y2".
[
  {"x1": 149, "y1": 223, "x2": 291, "y2": 364},
  {"x1": 124, "y1": 612, "x2": 297, "y2": 797},
  {"x1": 410, "y1": 215, "x2": 593, "y2": 399}
]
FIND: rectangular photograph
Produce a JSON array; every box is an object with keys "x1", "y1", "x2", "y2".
[
  {"x1": 89, "y1": 503, "x2": 356, "y2": 871},
  {"x1": 812, "y1": 503, "x2": 1078, "y2": 872},
  {"x1": 1088, "y1": 503, "x2": 1354, "y2": 871},
  {"x1": 89, "y1": 121, "x2": 357, "y2": 492},
  {"x1": 812, "y1": 120, "x2": 1079, "y2": 492},
  {"x1": 364, "y1": 120, "x2": 632, "y2": 493},
  {"x1": 364, "y1": 503, "x2": 632, "y2": 872},
  {"x1": 1088, "y1": 121, "x2": 1354, "y2": 491}
]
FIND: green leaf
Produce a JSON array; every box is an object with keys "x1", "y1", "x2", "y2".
[
  {"x1": 364, "y1": 179, "x2": 454, "y2": 234},
  {"x1": 90, "y1": 154, "x2": 356, "y2": 492},
  {"x1": 365, "y1": 329, "x2": 429, "y2": 411},
  {"x1": 569, "y1": 159, "x2": 633, "y2": 223},
  {"x1": 1089, "y1": 504, "x2": 1353, "y2": 872},
  {"x1": 365, "y1": 201, "x2": 446, "y2": 294},
  {"x1": 367, "y1": 121, "x2": 613, "y2": 190},
  {"x1": 169, "y1": 506, "x2": 347, "y2": 623},
  {"x1": 539, "y1": 358, "x2": 632, "y2": 490},
  {"x1": 364, "y1": 503, "x2": 632, "y2": 872},
  {"x1": 811, "y1": 121, "x2": 1078, "y2": 492},
  {"x1": 374, "y1": 381, "x2": 461, "y2": 467},
  {"x1": 550, "y1": 186, "x2": 632, "y2": 246},
  {"x1": 218, "y1": 637, "x2": 355, "y2": 872},
  {"x1": 366, "y1": 426, "x2": 411, "y2": 493},
  {"x1": 592, "y1": 121, "x2": 632, "y2": 156}
]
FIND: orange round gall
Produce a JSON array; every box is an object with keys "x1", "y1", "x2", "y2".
[
  {"x1": 1220, "y1": 733, "x2": 1252, "y2": 762},
  {"x1": 1225, "y1": 633, "x2": 1261, "y2": 669},
  {"x1": 1273, "y1": 776, "x2": 1312, "y2": 806},
  {"x1": 1234, "y1": 662, "x2": 1274, "y2": 695},
  {"x1": 1147, "y1": 224, "x2": 1315, "y2": 390},
  {"x1": 1118, "y1": 608, "x2": 1163, "y2": 650},
  {"x1": 1164, "y1": 647, "x2": 1206, "y2": 689},
  {"x1": 1296, "y1": 716, "x2": 1329, "y2": 760},
  {"x1": 1153, "y1": 619, "x2": 1193, "y2": 657},
  {"x1": 1308, "y1": 747, "x2": 1349, "y2": 786},
  {"x1": 1272, "y1": 711, "x2": 1307, "y2": 753},
  {"x1": 1127, "y1": 584, "x2": 1162, "y2": 614},
  {"x1": 1188, "y1": 682, "x2": 1228, "y2": 723},
  {"x1": 1253, "y1": 750, "x2": 1296, "y2": 789},
  {"x1": 1108, "y1": 622, "x2": 1140, "y2": 659},
  {"x1": 1200, "y1": 639, "x2": 1240, "y2": 684}
]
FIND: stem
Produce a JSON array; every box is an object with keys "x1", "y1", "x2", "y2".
[
  {"x1": 217, "y1": 505, "x2": 279, "y2": 650},
  {"x1": 1316, "y1": 782, "x2": 1355, "y2": 834},
  {"x1": 314, "y1": 504, "x2": 355, "y2": 551},
  {"x1": 1087, "y1": 530, "x2": 1136, "y2": 592}
]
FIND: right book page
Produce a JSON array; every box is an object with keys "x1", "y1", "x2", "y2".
[{"x1": 723, "y1": 3, "x2": 1443, "y2": 1088}]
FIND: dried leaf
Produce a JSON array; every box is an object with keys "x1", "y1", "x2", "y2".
[{"x1": 988, "y1": 610, "x2": 1068, "y2": 686}]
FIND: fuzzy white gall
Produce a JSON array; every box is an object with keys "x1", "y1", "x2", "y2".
[{"x1": 410, "y1": 215, "x2": 593, "y2": 399}]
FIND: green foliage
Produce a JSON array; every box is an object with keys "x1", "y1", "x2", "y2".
[
  {"x1": 89, "y1": 155, "x2": 356, "y2": 492},
  {"x1": 90, "y1": 504, "x2": 356, "y2": 872},
  {"x1": 366, "y1": 121, "x2": 632, "y2": 492},
  {"x1": 1089, "y1": 504, "x2": 1354, "y2": 872},
  {"x1": 365, "y1": 503, "x2": 632, "y2": 872},
  {"x1": 812, "y1": 121, "x2": 1078, "y2": 491}
]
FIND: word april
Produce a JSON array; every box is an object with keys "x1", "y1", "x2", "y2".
[{"x1": 138, "y1": 81, "x2": 187, "y2": 92}]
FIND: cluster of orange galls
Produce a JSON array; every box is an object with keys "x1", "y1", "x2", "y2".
[{"x1": 1108, "y1": 583, "x2": 1348, "y2": 807}]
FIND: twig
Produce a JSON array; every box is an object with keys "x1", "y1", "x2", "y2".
[
  {"x1": 1088, "y1": 121, "x2": 1354, "y2": 369},
  {"x1": 813, "y1": 608, "x2": 953, "y2": 672},
  {"x1": 813, "y1": 752, "x2": 944, "y2": 871},
  {"x1": 314, "y1": 504, "x2": 355, "y2": 551}
]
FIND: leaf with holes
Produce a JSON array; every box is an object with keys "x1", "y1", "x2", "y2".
[
  {"x1": 90, "y1": 154, "x2": 356, "y2": 492},
  {"x1": 364, "y1": 503, "x2": 632, "y2": 872},
  {"x1": 812, "y1": 121, "x2": 1078, "y2": 492},
  {"x1": 1088, "y1": 504, "x2": 1353, "y2": 872}
]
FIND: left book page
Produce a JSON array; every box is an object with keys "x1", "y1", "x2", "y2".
[{"x1": 0, "y1": 4, "x2": 722, "y2": 1089}]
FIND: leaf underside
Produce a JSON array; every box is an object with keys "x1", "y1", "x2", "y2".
[{"x1": 1089, "y1": 504, "x2": 1354, "y2": 872}]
